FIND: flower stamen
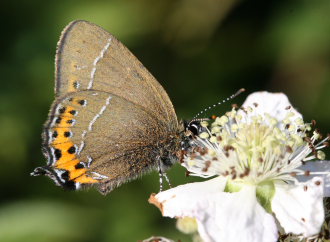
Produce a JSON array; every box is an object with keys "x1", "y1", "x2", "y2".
[{"x1": 185, "y1": 103, "x2": 329, "y2": 187}]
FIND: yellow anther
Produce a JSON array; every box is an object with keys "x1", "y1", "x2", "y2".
[
  {"x1": 226, "y1": 110, "x2": 237, "y2": 118},
  {"x1": 211, "y1": 126, "x2": 221, "y2": 134},
  {"x1": 209, "y1": 136, "x2": 217, "y2": 143},
  {"x1": 208, "y1": 148, "x2": 217, "y2": 156},
  {"x1": 200, "y1": 121, "x2": 209, "y2": 127},
  {"x1": 199, "y1": 132, "x2": 210, "y2": 139},
  {"x1": 317, "y1": 151, "x2": 325, "y2": 160},
  {"x1": 295, "y1": 118, "x2": 304, "y2": 126},
  {"x1": 269, "y1": 118, "x2": 277, "y2": 126},
  {"x1": 291, "y1": 134, "x2": 303, "y2": 146},
  {"x1": 216, "y1": 116, "x2": 229, "y2": 126},
  {"x1": 313, "y1": 131, "x2": 321, "y2": 140},
  {"x1": 283, "y1": 118, "x2": 291, "y2": 125},
  {"x1": 235, "y1": 114, "x2": 242, "y2": 121}
]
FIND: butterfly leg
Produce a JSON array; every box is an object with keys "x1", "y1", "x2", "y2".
[
  {"x1": 163, "y1": 172, "x2": 172, "y2": 188},
  {"x1": 158, "y1": 157, "x2": 173, "y2": 191},
  {"x1": 157, "y1": 157, "x2": 164, "y2": 191},
  {"x1": 158, "y1": 169, "x2": 164, "y2": 192},
  {"x1": 158, "y1": 170, "x2": 172, "y2": 192}
]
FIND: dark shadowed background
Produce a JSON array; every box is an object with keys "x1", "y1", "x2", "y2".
[{"x1": 0, "y1": 0, "x2": 329, "y2": 241}]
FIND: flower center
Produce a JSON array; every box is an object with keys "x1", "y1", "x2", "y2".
[{"x1": 184, "y1": 105, "x2": 328, "y2": 185}]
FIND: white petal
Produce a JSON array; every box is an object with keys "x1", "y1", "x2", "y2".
[
  {"x1": 152, "y1": 177, "x2": 227, "y2": 219},
  {"x1": 297, "y1": 160, "x2": 330, "y2": 197},
  {"x1": 151, "y1": 181, "x2": 278, "y2": 242},
  {"x1": 272, "y1": 177, "x2": 324, "y2": 237},
  {"x1": 241, "y1": 91, "x2": 302, "y2": 121},
  {"x1": 211, "y1": 186, "x2": 278, "y2": 242}
]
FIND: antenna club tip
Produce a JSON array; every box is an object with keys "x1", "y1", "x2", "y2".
[{"x1": 234, "y1": 88, "x2": 245, "y2": 97}]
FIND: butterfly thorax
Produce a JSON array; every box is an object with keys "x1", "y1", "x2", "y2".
[{"x1": 157, "y1": 126, "x2": 184, "y2": 170}]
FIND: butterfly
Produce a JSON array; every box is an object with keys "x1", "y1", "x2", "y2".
[{"x1": 31, "y1": 20, "x2": 192, "y2": 195}]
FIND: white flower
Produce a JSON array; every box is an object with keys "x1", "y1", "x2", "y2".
[{"x1": 149, "y1": 92, "x2": 330, "y2": 242}]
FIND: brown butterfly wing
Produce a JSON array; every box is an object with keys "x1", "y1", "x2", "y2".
[
  {"x1": 55, "y1": 20, "x2": 178, "y2": 128},
  {"x1": 36, "y1": 90, "x2": 180, "y2": 194},
  {"x1": 32, "y1": 20, "x2": 183, "y2": 194}
]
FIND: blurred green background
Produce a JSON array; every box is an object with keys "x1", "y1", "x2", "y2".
[{"x1": 0, "y1": 0, "x2": 329, "y2": 241}]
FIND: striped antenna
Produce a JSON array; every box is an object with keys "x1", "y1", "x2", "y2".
[{"x1": 192, "y1": 88, "x2": 245, "y2": 120}]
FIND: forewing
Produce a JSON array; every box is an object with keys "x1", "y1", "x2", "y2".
[{"x1": 56, "y1": 20, "x2": 177, "y2": 127}]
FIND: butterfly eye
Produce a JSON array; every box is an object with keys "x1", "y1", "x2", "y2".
[{"x1": 185, "y1": 121, "x2": 202, "y2": 136}]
